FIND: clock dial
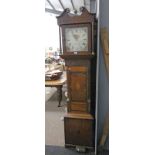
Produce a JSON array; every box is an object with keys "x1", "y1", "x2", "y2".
[{"x1": 65, "y1": 27, "x2": 88, "y2": 52}]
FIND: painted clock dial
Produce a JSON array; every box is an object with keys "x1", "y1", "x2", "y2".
[{"x1": 65, "y1": 27, "x2": 88, "y2": 52}]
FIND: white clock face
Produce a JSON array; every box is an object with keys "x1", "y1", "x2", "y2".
[{"x1": 65, "y1": 27, "x2": 88, "y2": 52}]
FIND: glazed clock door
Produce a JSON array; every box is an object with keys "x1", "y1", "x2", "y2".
[
  {"x1": 67, "y1": 66, "x2": 89, "y2": 113},
  {"x1": 65, "y1": 27, "x2": 88, "y2": 52},
  {"x1": 61, "y1": 24, "x2": 92, "y2": 54}
]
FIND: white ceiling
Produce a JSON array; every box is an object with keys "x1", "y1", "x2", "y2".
[{"x1": 45, "y1": 0, "x2": 95, "y2": 15}]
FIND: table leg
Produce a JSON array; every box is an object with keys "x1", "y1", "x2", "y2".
[{"x1": 57, "y1": 85, "x2": 62, "y2": 107}]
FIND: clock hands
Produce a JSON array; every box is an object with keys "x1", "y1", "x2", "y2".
[
  {"x1": 73, "y1": 34, "x2": 80, "y2": 40},
  {"x1": 71, "y1": 29, "x2": 79, "y2": 41}
]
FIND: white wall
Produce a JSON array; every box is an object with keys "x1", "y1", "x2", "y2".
[{"x1": 45, "y1": 13, "x2": 59, "y2": 51}]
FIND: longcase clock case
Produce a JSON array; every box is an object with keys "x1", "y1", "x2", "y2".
[{"x1": 57, "y1": 7, "x2": 97, "y2": 148}]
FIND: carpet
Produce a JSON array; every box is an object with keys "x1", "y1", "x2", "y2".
[
  {"x1": 45, "y1": 145, "x2": 109, "y2": 155},
  {"x1": 45, "y1": 87, "x2": 67, "y2": 146},
  {"x1": 45, "y1": 145, "x2": 95, "y2": 155}
]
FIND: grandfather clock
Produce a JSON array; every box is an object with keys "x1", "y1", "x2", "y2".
[{"x1": 57, "y1": 7, "x2": 97, "y2": 148}]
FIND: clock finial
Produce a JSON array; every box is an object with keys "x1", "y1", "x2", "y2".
[
  {"x1": 79, "y1": 6, "x2": 87, "y2": 13},
  {"x1": 80, "y1": 6, "x2": 85, "y2": 12},
  {"x1": 65, "y1": 8, "x2": 70, "y2": 13},
  {"x1": 74, "y1": 10, "x2": 78, "y2": 14}
]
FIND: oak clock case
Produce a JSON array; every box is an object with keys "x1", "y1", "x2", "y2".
[{"x1": 57, "y1": 7, "x2": 97, "y2": 148}]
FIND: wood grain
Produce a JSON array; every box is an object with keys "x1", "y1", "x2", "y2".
[
  {"x1": 64, "y1": 114, "x2": 94, "y2": 147},
  {"x1": 100, "y1": 27, "x2": 109, "y2": 146},
  {"x1": 45, "y1": 72, "x2": 66, "y2": 86},
  {"x1": 101, "y1": 27, "x2": 109, "y2": 74}
]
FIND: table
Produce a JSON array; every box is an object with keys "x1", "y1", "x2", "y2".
[{"x1": 45, "y1": 72, "x2": 66, "y2": 107}]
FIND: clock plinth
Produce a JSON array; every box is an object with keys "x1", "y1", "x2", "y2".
[
  {"x1": 64, "y1": 113, "x2": 94, "y2": 148},
  {"x1": 57, "y1": 7, "x2": 97, "y2": 148}
]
